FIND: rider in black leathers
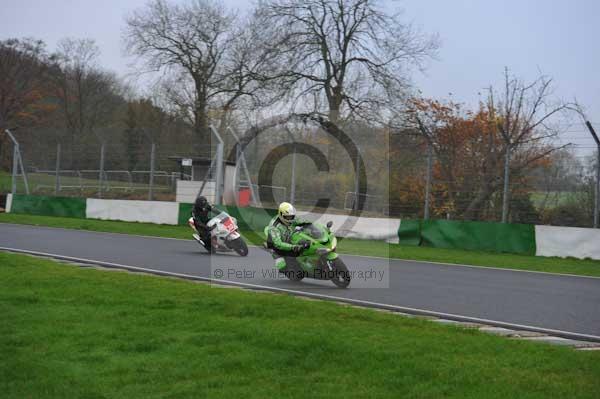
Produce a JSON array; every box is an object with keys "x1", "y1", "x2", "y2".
[{"x1": 192, "y1": 196, "x2": 218, "y2": 250}]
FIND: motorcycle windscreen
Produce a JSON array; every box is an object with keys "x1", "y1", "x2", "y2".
[{"x1": 301, "y1": 224, "x2": 327, "y2": 242}]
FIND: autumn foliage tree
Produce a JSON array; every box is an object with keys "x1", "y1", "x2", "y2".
[
  {"x1": 400, "y1": 91, "x2": 563, "y2": 221},
  {"x1": 0, "y1": 39, "x2": 57, "y2": 169}
]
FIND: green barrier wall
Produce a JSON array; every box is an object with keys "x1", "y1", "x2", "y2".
[
  {"x1": 10, "y1": 194, "x2": 86, "y2": 219},
  {"x1": 397, "y1": 220, "x2": 421, "y2": 246},
  {"x1": 178, "y1": 203, "x2": 194, "y2": 225},
  {"x1": 178, "y1": 203, "x2": 277, "y2": 231},
  {"x1": 419, "y1": 219, "x2": 536, "y2": 255}
]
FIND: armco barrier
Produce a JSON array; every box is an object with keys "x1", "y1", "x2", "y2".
[
  {"x1": 9, "y1": 194, "x2": 86, "y2": 218},
  {"x1": 399, "y1": 219, "x2": 536, "y2": 255}
]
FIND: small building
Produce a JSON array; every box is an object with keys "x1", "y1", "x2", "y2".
[{"x1": 169, "y1": 156, "x2": 237, "y2": 204}]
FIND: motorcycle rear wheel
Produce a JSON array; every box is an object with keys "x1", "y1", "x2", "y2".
[
  {"x1": 283, "y1": 258, "x2": 305, "y2": 281},
  {"x1": 229, "y1": 237, "x2": 249, "y2": 256}
]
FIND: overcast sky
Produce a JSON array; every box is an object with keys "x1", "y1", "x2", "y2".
[{"x1": 1, "y1": 0, "x2": 598, "y2": 150}]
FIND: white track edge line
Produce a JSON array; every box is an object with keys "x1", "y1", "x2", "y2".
[{"x1": 2, "y1": 246, "x2": 599, "y2": 343}]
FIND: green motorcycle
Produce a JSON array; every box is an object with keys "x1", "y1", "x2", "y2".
[{"x1": 264, "y1": 221, "x2": 351, "y2": 288}]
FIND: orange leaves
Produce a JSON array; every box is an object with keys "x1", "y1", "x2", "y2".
[{"x1": 402, "y1": 95, "x2": 562, "y2": 218}]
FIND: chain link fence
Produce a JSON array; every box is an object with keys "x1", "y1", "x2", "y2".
[{"x1": 2, "y1": 121, "x2": 598, "y2": 228}]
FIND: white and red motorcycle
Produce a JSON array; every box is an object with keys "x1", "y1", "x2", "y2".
[{"x1": 188, "y1": 211, "x2": 249, "y2": 256}]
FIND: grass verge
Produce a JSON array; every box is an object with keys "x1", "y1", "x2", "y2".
[
  {"x1": 1, "y1": 252, "x2": 599, "y2": 398},
  {"x1": 1, "y1": 212, "x2": 600, "y2": 277}
]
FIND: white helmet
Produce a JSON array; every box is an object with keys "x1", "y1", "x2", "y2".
[{"x1": 278, "y1": 202, "x2": 296, "y2": 225}]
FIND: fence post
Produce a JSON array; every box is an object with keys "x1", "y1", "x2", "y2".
[
  {"x1": 353, "y1": 147, "x2": 360, "y2": 211},
  {"x1": 584, "y1": 121, "x2": 600, "y2": 228},
  {"x1": 424, "y1": 141, "x2": 433, "y2": 220},
  {"x1": 11, "y1": 144, "x2": 18, "y2": 194},
  {"x1": 99, "y1": 143, "x2": 105, "y2": 198},
  {"x1": 501, "y1": 145, "x2": 511, "y2": 223},
  {"x1": 596, "y1": 145, "x2": 600, "y2": 228},
  {"x1": 55, "y1": 143, "x2": 61, "y2": 195},
  {"x1": 235, "y1": 142, "x2": 241, "y2": 198},
  {"x1": 17, "y1": 144, "x2": 29, "y2": 194},
  {"x1": 209, "y1": 125, "x2": 225, "y2": 205},
  {"x1": 148, "y1": 143, "x2": 156, "y2": 201},
  {"x1": 228, "y1": 126, "x2": 259, "y2": 206},
  {"x1": 5, "y1": 128, "x2": 28, "y2": 194},
  {"x1": 290, "y1": 144, "x2": 297, "y2": 204},
  {"x1": 214, "y1": 141, "x2": 224, "y2": 205},
  {"x1": 284, "y1": 127, "x2": 297, "y2": 204}
]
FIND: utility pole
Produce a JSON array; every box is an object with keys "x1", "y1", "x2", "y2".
[{"x1": 585, "y1": 121, "x2": 600, "y2": 228}]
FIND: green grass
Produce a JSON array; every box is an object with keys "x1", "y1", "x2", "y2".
[
  {"x1": 1, "y1": 212, "x2": 600, "y2": 277},
  {"x1": 1, "y1": 252, "x2": 599, "y2": 398}
]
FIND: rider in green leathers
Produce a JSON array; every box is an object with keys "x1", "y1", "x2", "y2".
[{"x1": 265, "y1": 202, "x2": 310, "y2": 270}]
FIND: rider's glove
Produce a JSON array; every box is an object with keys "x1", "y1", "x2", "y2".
[{"x1": 291, "y1": 245, "x2": 303, "y2": 255}]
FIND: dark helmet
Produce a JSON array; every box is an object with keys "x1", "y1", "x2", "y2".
[{"x1": 195, "y1": 195, "x2": 211, "y2": 212}]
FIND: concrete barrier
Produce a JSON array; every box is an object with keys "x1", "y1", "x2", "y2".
[
  {"x1": 535, "y1": 225, "x2": 600, "y2": 260},
  {"x1": 5, "y1": 193, "x2": 13, "y2": 213},
  {"x1": 299, "y1": 211, "x2": 400, "y2": 243},
  {"x1": 86, "y1": 199, "x2": 179, "y2": 225}
]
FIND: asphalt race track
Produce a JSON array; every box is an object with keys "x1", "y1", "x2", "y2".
[{"x1": 1, "y1": 223, "x2": 599, "y2": 339}]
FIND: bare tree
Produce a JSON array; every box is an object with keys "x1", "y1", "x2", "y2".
[
  {"x1": 52, "y1": 38, "x2": 123, "y2": 168},
  {"x1": 257, "y1": 0, "x2": 439, "y2": 124},
  {"x1": 124, "y1": 0, "x2": 269, "y2": 155},
  {"x1": 490, "y1": 69, "x2": 572, "y2": 222}
]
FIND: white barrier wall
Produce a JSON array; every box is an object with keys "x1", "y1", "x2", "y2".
[
  {"x1": 86, "y1": 199, "x2": 179, "y2": 225},
  {"x1": 5, "y1": 193, "x2": 12, "y2": 213},
  {"x1": 535, "y1": 225, "x2": 600, "y2": 260},
  {"x1": 298, "y1": 211, "x2": 400, "y2": 243}
]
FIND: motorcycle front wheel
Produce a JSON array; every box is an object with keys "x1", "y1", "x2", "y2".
[{"x1": 330, "y1": 258, "x2": 351, "y2": 288}]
